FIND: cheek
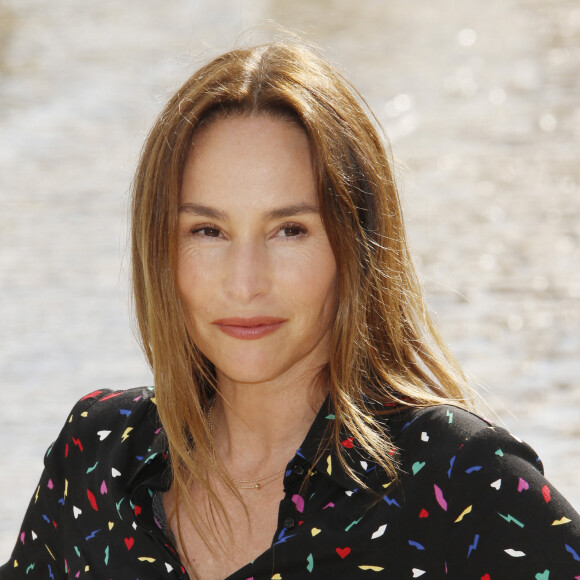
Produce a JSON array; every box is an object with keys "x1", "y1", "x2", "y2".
[
  {"x1": 290, "y1": 249, "x2": 338, "y2": 317},
  {"x1": 176, "y1": 250, "x2": 210, "y2": 311}
]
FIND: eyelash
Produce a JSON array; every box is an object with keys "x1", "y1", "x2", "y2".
[{"x1": 189, "y1": 223, "x2": 308, "y2": 239}]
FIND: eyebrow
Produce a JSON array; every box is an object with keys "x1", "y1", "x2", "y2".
[{"x1": 179, "y1": 202, "x2": 320, "y2": 221}]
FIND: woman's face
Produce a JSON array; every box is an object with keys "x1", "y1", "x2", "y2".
[{"x1": 177, "y1": 115, "x2": 338, "y2": 387}]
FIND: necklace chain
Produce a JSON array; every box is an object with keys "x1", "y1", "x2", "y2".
[{"x1": 207, "y1": 398, "x2": 286, "y2": 490}]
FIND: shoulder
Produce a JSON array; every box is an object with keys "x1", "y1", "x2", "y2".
[
  {"x1": 392, "y1": 403, "x2": 495, "y2": 441},
  {"x1": 385, "y1": 403, "x2": 543, "y2": 481},
  {"x1": 45, "y1": 387, "x2": 161, "y2": 477},
  {"x1": 383, "y1": 407, "x2": 580, "y2": 575},
  {"x1": 65, "y1": 386, "x2": 158, "y2": 430}
]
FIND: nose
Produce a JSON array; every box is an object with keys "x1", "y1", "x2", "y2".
[{"x1": 222, "y1": 240, "x2": 271, "y2": 303}]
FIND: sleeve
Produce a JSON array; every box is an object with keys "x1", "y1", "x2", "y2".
[
  {"x1": 0, "y1": 391, "x2": 109, "y2": 579},
  {"x1": 442, "y1": 422, "x2": 580, "y2": 578}
]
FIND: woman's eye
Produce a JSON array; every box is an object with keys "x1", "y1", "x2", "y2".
[
  {"x1": 276, "y1": 224, "x2": 307, "y2": 238},
  {"x1": 192, "y1": 226, "x2": 221, "y2": 238}
]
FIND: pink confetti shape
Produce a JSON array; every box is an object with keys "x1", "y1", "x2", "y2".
[
  {"x1": 434, "y1": 484, "x2": 448, "y2": 511},
  {"x1": 517, "y1": 478, "x2": 529, "y2": 492},
  {"x1": 47, "y1": 479, "x2": 54, "y2": 490},
  {"x1": 292, "y1": 494, "x2": 305, "y2": 513},
  {"x1": 100, "y1": 480, "x2": 108, "y2": 494},
  {"x1": 322, "y1": 502, "x2": 335, "y2": 510},
  {"x1": 20, "y1": 532, "x2": 25, "y2": 544}
]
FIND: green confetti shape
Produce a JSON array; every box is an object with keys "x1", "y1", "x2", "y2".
[
  {"x1": 86, "y1": 462, "x2": 99, "y2": 474},
  {"x1": 345, "y1": 516, "x2": 363, "y2": 531}
]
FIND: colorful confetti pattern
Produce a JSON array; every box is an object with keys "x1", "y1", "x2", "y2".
[{"x1": 1, "y1": 388, "x2": 579, "y2": 578}]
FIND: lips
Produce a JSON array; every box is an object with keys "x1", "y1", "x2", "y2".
[{"x1": 211, "y1": 317, "x2": 287, "y2": 340}]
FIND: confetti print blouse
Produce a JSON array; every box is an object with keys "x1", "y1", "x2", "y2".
[{"x1": 2, "y1": 387, "x2": 580, "y2": 579}]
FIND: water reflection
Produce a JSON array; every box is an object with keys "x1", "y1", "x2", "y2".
[{"x1": 0, "y1": 3, "x2": 16, "y2": 75}]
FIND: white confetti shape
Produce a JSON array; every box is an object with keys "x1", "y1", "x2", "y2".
[
  {"x1": 504, "y1": 548, "x2": 526, "y2": 557},
  {"x1": 360, "y1": 461, "x2": 368, "y2": 471},
  {"x1": 97, "y1": 430, "x2": 111, "y2": 441},
  {"x1": 132, "y1": 521, "x2": 137, "y2": 530},
  {"x1": 73, "y1": 506, "x2": 82, "y2": 519},
  {"x1": 165, "y1": 563, "x2": 173, "y2": 573},
  {"x1": 345, "y1": 490, "x2": 354, "y2": 497},
  {"x1": 412, "y1": 569, "x2": 426, "y2": 577},
  {"x1": 371, "y1": 524, "x2": 387, "y2": 539},
  {"x1": 111, "y1": 468, "x2": 121, "y2": 478},
  {"x1": 421, "y1": 432, "x2": 429, "y2": 442},
  {"x1": 490, "y1": 479, "x2": 502, "y2": 490},
  {"x1": 31, "y1": 531, "x2": 37, "y2": 541}
]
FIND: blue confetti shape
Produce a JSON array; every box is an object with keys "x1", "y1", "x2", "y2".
[
  {"x1": 467, "y1": 534, "x2": 479, "y2": 558},
  {"x1": 447, "y1": 456, "x2": 456, "y2": 478},
  {"x1": 408, "y1": 540, "x2": 426, "y2": 551},
  {"x1": 465, "y1": 466, "x2": 482, "y2": 474},
  {"x1": 85, "y1": 529, "x2": 101, "y2": 541},
  {"x1": 565, "y1": 543, "x2": 580, "y2": 561},
  {"x1": 383, "y1": 496, "x2": 401, "y2": 508}
]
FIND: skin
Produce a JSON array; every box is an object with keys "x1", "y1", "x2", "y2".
[{"x1": 164, "y1": 115, "x2": 338, "y2": 579}]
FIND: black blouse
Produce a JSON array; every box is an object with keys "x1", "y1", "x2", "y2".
[{"x1": 1, "y1": 387, "x2": 579, "y2": 579}]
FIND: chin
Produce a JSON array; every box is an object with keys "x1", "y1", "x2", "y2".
[{"x1": 217, "y1": 359, "x2": 287, "y2": 386}]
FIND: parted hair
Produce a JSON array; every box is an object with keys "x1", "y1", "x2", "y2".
[{"x1": 131, "y1": 40, "x2": 472, "y2": 554}]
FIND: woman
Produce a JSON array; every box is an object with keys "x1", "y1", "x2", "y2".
[{"x1": 2, "y1": 42, "x2": 579, "y2": 579}]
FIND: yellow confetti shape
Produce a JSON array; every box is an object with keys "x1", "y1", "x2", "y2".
[
  {"x1": 68, "y1": 414, "x2": 74, "y2": 423},
  {"x1": 326, "y1": 455, "x2": 332, "y2": 475},
  {"x1": 359, "y1": 565, "x2": 385, "y2": 571},
  {"x1": 45, "y1": 545, "x2": 56, "y2": 561},
  {"x1": 34, "y1": 485, "x2": 40, "y2": 504},
  {"x1": 64, "y1": 479, "x2": 68, "y2": 498},
  {"x1": 454, "y1": 505, "x2": 473, "y2": 523},
  {"x1": 138, "y1": 557, "x2": 156, "y2": 563},
  {"x1": 108, "y1": 522, "x2": 115, "y2": 530},
  {"x1": 311, "y1": 528, "x2": 321, "y2": 536},
  {"x1": 13, "y1": 560, "x2": 18, "y2": 568},
  {"x1": 382, "y1": 481, "x2": 393, "y2": 489},
  {"x1": 151, "y1": 397, "x2": 156, "y2": 405},
  {"x1": 80, "y1": 411, "x2": 88, "y2": 417},
  {"x1": 271, "y1": 575, "x2": 282, "y2": 579},
  {"x1": 121, "y1": 427, "x2": 133, "y2": 442},
  {"x1": 552, "y1": 516, "x2": 571, "y2": 526},
  {"x1": 84, "y1": 565, "x2": 90, "y2": 572}
]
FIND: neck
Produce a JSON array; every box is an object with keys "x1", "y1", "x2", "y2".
[{"x1": 210, "y1": 370, "x2": 326, "y2": 477}]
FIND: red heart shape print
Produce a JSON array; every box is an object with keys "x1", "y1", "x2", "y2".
[
  {"x1": 336, "y1": 547, "x2": 351, "y2": 559},
  {"x1": 124, "y1": 537, "x2": 134, "y2": 550}
]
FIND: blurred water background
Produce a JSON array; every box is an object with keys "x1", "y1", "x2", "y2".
[{"x1": 1, "y1": 0, "x2": 579, "y2": 557}]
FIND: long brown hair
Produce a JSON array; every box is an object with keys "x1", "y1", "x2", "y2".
[{"x1": 131, "y1": 40, "x2": 472, "y2": 554}]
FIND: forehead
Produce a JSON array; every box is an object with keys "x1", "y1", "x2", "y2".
[{"x1": 181, "y1": 115, "x2": 317, "y2": 208}]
